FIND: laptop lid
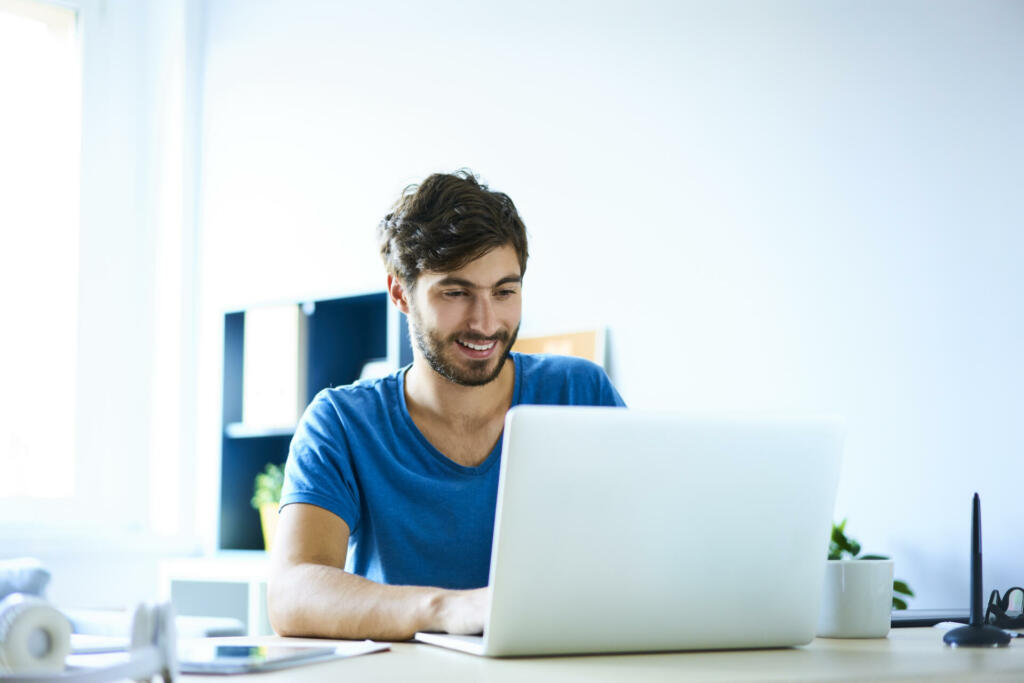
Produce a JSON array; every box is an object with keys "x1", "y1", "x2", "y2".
[{"x1": 470, "y1": 406, "x2": 843, "y2": 656}]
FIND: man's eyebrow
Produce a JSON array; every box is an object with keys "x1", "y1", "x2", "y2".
[
  {"x1": 435, "y1": 275, "x2": 522, "y2": 289},
  {"x1": 494, "y1": 276, "x2": 523, "y2": 288}
]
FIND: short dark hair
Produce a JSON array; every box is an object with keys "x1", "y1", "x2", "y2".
[{"x1": 377, "y1": 169, "x2": 529, "y2": 287}]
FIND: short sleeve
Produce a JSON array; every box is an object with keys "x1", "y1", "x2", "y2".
[
  {"x1": 596, "y1": 367, "x2": 627, "y2": 407},
  {"x1": 280, "y1": 391, "x2": 362, "y2": 532}
]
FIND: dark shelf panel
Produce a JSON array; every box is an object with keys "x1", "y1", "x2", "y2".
[
  {"x1": 306, "y1": 293, "x2": 388, "y2": 401},
  {"x1": 218, "y1": 291, "x2": 399, "y2": 551},
  {"x1": 222, "y1": 312, "x2": 245, "y2": 426},
  {"x1": 219, "y1": 433, "x2": 293, "y2": 551}
]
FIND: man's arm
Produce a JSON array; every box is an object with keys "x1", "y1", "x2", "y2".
[{"x1": 267, "y1": 502, "x2": 488, "y2": 640}]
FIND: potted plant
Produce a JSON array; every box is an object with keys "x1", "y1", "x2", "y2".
[
  {"x1": 829, "y1": 519, "x2": 914, "y2": 609},
  {"x1": 251, "y1": 462, "x2": 284, "y2": 552}
]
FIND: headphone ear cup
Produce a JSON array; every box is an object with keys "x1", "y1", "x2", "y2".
[{"x1": 129, "y1": 602, "x2": 155, "y2": 652}]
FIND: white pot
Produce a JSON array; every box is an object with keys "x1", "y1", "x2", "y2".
[{"x1": 816, "y1": 559, "x2": 894, "y2": 638}]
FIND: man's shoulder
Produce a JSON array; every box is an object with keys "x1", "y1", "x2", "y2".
[
  {"x1": 514, "y1": 351, "x2": 605, "y2": 379},
  {"x1": 514, "y1": 351, "x2": 623, "y2": 407},
  {"x1": 306, "y1": 371, "x2": 402, "y2": 421}
]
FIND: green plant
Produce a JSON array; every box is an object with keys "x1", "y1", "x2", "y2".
[
  {"x1": 829, "y1": 519, "x2": 915, "y2": 610},
  {"x1": 251, "y1": 462, "x2": 284, "y2": 509}
]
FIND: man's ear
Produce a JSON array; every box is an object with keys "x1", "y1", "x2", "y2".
[{"x1": 387, "y1": 274, "x2": 411, "y2": 314}]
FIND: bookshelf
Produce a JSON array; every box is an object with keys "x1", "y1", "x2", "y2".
[{"x1": 218, "y1": 291, "x2": 412, "y2": 550}]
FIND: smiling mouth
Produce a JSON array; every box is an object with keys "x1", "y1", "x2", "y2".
[{"x1": 456, "y1": 339, "x2": 497, "y2": 352}]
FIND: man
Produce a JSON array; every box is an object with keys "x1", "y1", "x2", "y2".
[{"x1": 268, "y1": 170, "x2": 624, "y2": 640}]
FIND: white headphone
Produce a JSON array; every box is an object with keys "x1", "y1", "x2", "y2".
[{"x1": 0, "y1": 599, "x2": 177, "y2": 683}]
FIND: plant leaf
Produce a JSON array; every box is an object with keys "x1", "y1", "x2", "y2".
[
  {"x1": 251, "y1": 462, "x2": 286, "y2": 510},
  {"x1": 828, "y1": 520, "x2": 863, "y2": 559},
  {"x1": 893, "y1": 580, "x2": 914, "y2": 597},
  {"x1": 860, "y1": 554, "x2": 889, "y2": 560},
  {"x1": 893, "y1": 597, "x2": 908, "y2": 610}
]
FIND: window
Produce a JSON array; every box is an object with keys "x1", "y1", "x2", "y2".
[{"x1": 0, "y1": 0, "x2": 81, "y2": 499}]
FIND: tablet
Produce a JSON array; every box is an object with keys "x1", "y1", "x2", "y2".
[{"x1": 178, "y1": 643, "x2": 343, "y2": 674}]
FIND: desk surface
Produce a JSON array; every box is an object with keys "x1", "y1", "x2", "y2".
[{"x1": 182, "y1": 628, "x2": 1024, "y2": 682}]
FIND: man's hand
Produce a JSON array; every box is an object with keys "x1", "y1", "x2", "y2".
[{"x1": 433, "y1": 587, "x2": 490, "y2": 635}]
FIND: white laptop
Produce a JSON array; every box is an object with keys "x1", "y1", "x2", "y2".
[{"x1": 415, "y1": 405, "x2": 843, "y2": 657}]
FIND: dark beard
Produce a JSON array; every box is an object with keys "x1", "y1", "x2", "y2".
[{"x1": 408, "y1": 309, "x2": 519, "y2": 387}]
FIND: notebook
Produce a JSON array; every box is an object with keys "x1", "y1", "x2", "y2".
[{"x1": 415, "y1": 405, "x2": 843, "y2": 657}]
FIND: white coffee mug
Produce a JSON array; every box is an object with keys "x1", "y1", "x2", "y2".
[{"x1": 816, "y1": 559, "x2": 894, "y2": 638}]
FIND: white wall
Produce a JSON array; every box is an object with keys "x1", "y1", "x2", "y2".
[
  {"x1": 197, "y1": 0, "x2": 1024, "y2": 607},
  {"x1": 1, "y1": 0, "x2": 205, "y2": 609}
]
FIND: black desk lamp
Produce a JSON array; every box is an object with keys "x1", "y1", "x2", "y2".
[{"x1": 943, "y1": 493, "x2": 1012, "y2": 647}]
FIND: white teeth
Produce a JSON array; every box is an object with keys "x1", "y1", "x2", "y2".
[{"x1": 460, "y1": 340, "x2": 495, "y2": 351}]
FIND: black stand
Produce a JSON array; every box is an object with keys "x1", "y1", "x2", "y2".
[{"x1": 943, "y1": 493, "x2": 1012, "y2": 647}]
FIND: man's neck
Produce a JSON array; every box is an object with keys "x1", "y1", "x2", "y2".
[{"x1": 404, "y1": 356, "x2": 515, "y2": 429}]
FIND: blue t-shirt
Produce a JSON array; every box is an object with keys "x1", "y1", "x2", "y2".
[{"x1": 280, "y1": 352, "x2": 625, "y2": 589}]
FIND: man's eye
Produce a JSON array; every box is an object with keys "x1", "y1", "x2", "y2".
[
  {"x1": 496, "y1": 289, "x2": 518, "y2": 297},
  {"x1": 444, "y1": 291, "x2": 467, "y2": 298}
]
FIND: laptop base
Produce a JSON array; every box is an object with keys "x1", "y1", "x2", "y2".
[{"x1": 414, "y1": 632, "x2": 486, "y2": 655}]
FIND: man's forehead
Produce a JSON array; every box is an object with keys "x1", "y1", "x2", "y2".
[{"x1": 420, "y1": 244, "x2": 522, "y2": 288}]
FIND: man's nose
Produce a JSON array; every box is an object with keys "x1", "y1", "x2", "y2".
[{"x1": 468, "y1": 295, "x2": 499, "y2": 336}]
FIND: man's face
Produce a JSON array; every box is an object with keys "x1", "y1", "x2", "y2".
[{"x1": 405, "y1": 244, "x2": 522, "y2": 387}]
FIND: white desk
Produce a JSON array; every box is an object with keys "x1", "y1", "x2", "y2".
[{"x1": 182, "y1": 628, "x2": 1024, "y2": 682}]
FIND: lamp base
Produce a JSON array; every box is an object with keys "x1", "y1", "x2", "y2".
[{"x1": 943, "y1": 624, "x2": 1012, "y2": 647}]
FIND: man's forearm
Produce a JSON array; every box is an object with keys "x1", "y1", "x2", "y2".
[{"x1": 268, "y1": 562, "x2": 473, "y2": 640}]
